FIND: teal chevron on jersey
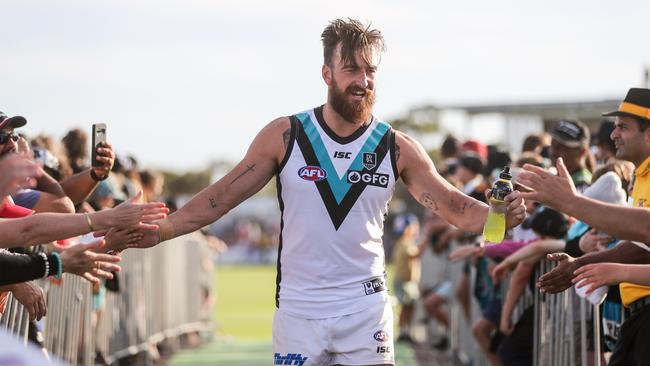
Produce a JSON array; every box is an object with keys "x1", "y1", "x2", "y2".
[{"x1": 295, "y1": 112, "x2": 390, "y2": 204}]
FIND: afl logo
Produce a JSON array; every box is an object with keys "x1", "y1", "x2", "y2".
[
  {"x1": 298, "y1": 166, "x2": 327, "y2": 182},
  {"x1": 373, "y1": 330, "x2": 389, "y2": 342}
]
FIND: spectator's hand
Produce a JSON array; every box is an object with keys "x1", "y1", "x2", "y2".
[
  {"x1": 504, "y1": 190, "x2": 526, "y2": 230},
  {"x1": 0, "y1": 154, "x2": 42, "y2": 197},
  {"x1": 11, "y1": 281, "x2": 46, "y2": 321},
  {"x1": 60, "y1": 240, "x2": 122, "y2": 284},
  {"x1": 15, "y1": 137, "x2": 32, "y2": 158},
  {"x1": 500, "y1": 313, "x2": 513, "y2": 336},
  {"x1": 491, "y1": 260, "x2": 514, "y2": 283},
  {"x1": 578, "y1": 229, "x2": 612, "y2": 253},
  {"x1": 92, "y1": 142, "x2": 115, "y2": 179},
  {"x1": 103, "y1": 227, "x2": 145, "y2": 253},
  {"x1": 449, "y1": 245, "x2": 478, "y2": 262},
  {"x1": 517, "y1": 158, "x2": 577, "y2": 211},
  {"x1": 537, "y1": 252, "x2": 578, "y2": 293},
  {"x1": 98, "y1": 190, "x2": 169, "y2": 230},
  {"x1": 573, "y1": 263, "x2": 626, "y2": 295}
]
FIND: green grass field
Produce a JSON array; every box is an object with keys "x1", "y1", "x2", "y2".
[{"x1": 169, "y1": 265, "x2": 417, "y2": 365}]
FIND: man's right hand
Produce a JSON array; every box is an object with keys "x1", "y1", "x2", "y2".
[{"x1": 537, "y1": 252, "x2": 579, "y2": 293}]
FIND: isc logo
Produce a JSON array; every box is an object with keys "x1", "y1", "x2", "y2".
[
  {"x1": 298, "y1": 166, "x2": 327, "y2": 182},
  {"x1": 376, "y1": 346, "x2": 391, "y2": 354}
]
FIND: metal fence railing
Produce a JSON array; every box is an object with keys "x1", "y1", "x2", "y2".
[
  {"x1": 0, "y1": 231, "x2": 214, "y2": 366},
  {"x1": 422, "y1": 253, "x2": 608, "y2": 366}
]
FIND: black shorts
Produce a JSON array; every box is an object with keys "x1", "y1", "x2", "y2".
[{"x1": 609, "y1": 303, "x2": 650, "y2": 366}]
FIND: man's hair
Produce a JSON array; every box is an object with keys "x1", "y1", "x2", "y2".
[{"x1": 321, "y1": 18, "x2": 385, "y2": 67}]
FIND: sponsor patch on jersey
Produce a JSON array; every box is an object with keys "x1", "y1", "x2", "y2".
[
  {"x1": 347, "y1": 171, "x2": 389, "y2": 188},
  {"x1": 274, "y1": 353, "x2": 308, "y2": 366},
  {"x1": 298, "y1": 166, "x2": 327, "y2": 182},
  {"x1": 363, "y1": 152, "x2": 377, "y2": 170},
  {"x1": 373, "y1": 330, "x2": 389, "y2": 342},
  {"x1": 376, "y1": 345, "x2": 392, "y2": 354},
  {"x1": 363, "y1": 277, "x2": 387, "y2": 295}
]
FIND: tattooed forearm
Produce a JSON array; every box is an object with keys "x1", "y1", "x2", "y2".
[
  {"x1": 419, "y1": 192, "x2": 439, "y2": 211},
  {"x1": 283, "y1": 128, "x2": 291, "y2": 149},
  {"x1": 230, "y1": 164, "x2": 256, "y2": 185},
  {"x1": 209, "y1": 198, "x2": 218, "y2": 208},
  {"x1": 395, "y1": 143, "x2": 401, "y2": 162},
  {"x1": 448, "y1": 196, "x2": 478, "y2": 214}
]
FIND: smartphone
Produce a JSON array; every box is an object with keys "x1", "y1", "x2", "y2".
[{"x1": 91, "y1": 123, "x2": 107, "y2": 167}]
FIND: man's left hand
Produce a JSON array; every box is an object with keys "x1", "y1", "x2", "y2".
[{"x1": 92, "y1": 142, "x2": 115, "y2": 179}]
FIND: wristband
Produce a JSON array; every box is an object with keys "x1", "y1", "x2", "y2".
[
  {"x1": 90, "y1": 169, "x2": 109, "y2": 182},
  {"x1": 38, "y1": 252, "x2": 49, "y2": 278},
  {"x1": 50, "y1": 252, "x2": 63, "y2": 279},
  {"x1": 84, "y1": 213, "x2": 95, "y2": 232}
]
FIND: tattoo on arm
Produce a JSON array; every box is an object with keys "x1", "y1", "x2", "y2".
[
  {"x1": 209, "y1": 198, "x2": 218, "y2": 208},
  {"x1": 283, "y1": 128, "x2": 291, "y2": 149},
  {"x1": 448, "y1": 196, "x2": 478, "y2": 214},
  {"x1": 419, "y1": 192, "x2": 439, "y2": 211},
  {"x1": 395, "y1": 143, "x2": 401, "y2": 162},
  {"x1": 230, "y1": 164, "x2": 256, "y2": 185}
]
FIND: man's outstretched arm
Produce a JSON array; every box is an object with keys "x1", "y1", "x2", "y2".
[
  {"x1": 396, "y1": 131, "x2": 525, "y2": 234},
  {"x1": 158, "y1": 118, "x2": 289, "y2": 242}
]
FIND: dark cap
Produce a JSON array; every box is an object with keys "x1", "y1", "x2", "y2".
[
  {"x1": 593, "y1": 119, "x2": 615, "y2": 146},
  {"x1": 603, "y1": 88, "x2": 650, "y2": 122},
  {"x1": 550, "y1": 120, "x2": 590, "y2": 148},
  {"x1": 0, "y1": 111, "x2": 27, "y2": 130},
  {"x1": 521, "y1": 206, "x2": 569, "y2": 239},
  {"x1": 458, "y1": 152, "x2": 485, "y2": 175}
]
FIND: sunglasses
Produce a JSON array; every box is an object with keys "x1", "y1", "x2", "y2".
[{"x1": 0, "y1": 131, "x2": 19, "y2": 144}]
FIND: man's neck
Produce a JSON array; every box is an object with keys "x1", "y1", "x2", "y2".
[{"x1": 322, "y1": 103, "x2": 370, "y2": 138}]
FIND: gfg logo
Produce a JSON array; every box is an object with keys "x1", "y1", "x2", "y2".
[
  {"x1": 373, "y1": 330, "x2": 389, "y2": 342},
  {"x1": 347, "y1": 171, "x2": 389, "y2": 188},
  {"x1": 298, "y1": 166, "x2": 327, "y2": 182}
]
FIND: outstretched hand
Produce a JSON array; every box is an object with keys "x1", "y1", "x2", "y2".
[
  {"x1": 109, "y1": 191, "x2": 169, "y2": 230},
  {"x1": 517, "y1": 158, "x2": 577, "y2": 211},
  {"x1": 537, "y1": 252, "x2": 578, "y2": 293},
  {"x1": 0, "y1": 154, "x2": 42, "y2": 197},
  {"x1": 60, "y1": 240, "x2": 122, "y2": 284},
  {"x1": 573, "y1": 263, "x2": 627, "y2": 295}
]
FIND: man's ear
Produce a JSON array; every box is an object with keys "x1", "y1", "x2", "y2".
[{"x1": 322, "y1": 64, "x2": 332, "y2": 86}]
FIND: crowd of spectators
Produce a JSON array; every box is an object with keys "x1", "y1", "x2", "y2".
[
  {"x1": 391, "y1": 87, "x2": 650, "y2": 366},
  {"x1": 0, "y1": 112, "x2": 172, "y2": 362}
]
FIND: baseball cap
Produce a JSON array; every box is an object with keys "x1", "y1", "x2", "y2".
[
  {"x1": 593, "y1": 119, "x2": 615, "y2": 146},
  {"x1": 0, "y1": 198, "x2": 34, "y2": 218},
  {"x1": 521, "y1": 206, "x2": 569, "y2": 239},
  {"x1": 0, "y1": 111, "x2": 27, "y2": 130},
  {"x1": 603, "y1": 88, "x2": 650, "y2": 122},
  {"x1": 461, "y1": 140, "x2": 488, "y2": 160},
  {"x1": 550, "y1": 120, "x2": 590, "y2": 148}
]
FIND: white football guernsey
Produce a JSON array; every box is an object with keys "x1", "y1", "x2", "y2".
[{"x1": 275, "y1": 105, "x2": 398, "y2": 319}]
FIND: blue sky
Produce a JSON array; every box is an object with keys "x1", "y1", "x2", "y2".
[{"x1": 2, "y1": 0, "x2": 648, "y2": 171}]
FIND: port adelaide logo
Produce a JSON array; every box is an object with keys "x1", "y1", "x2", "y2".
[
  {"x1": 362, "y1": 152, "x2": 377, "y2": 170},
  {"x1": 298, "y1": 166, "x2": 327, "y2": 182}
]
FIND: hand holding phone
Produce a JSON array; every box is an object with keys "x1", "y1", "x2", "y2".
[{"x1": 92, "y1": 123, "x2": 107, "y2": 168}]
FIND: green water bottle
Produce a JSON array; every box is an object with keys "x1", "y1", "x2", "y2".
[{"x1": 483, "y1": 167, "x2": 513, "y2": 243}]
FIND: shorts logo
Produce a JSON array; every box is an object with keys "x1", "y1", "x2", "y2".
[
  {"x1": 274, "y1": 353, "x2": 308, "y2": 366},
  {"x1": 347, "y1": 171, "x2": 389, "y2": 188},
  {"x1": 373, "y1": 330, "x2": 389, "y2": 342},
  {"x1": 376, "y1": 346, "x2": 392, "y2": 353},
  {"x1": 363, "y1": 152, "x2": 377, "y2": 170},
  {"x1": 363, "y1": 277, "x2": 387, "y2": 295},
  {"x1": 298, "y1": 166, "x2": 327, "y2": 182}
]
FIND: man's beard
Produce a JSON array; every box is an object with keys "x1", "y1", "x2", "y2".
[{"x1": 329, "y1": 77, "x2": 375, "y2": 124}]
